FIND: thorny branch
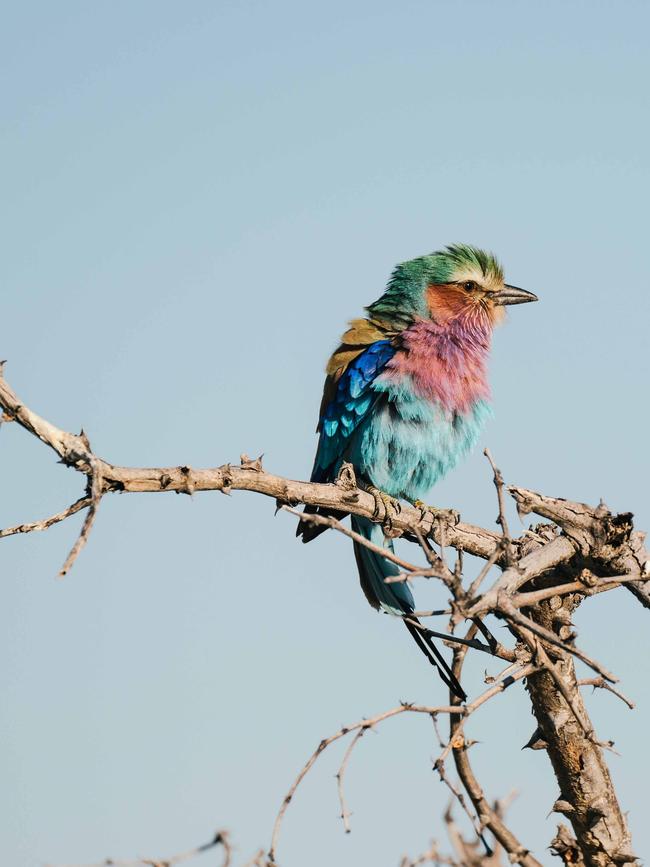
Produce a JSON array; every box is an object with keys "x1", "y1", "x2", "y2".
[
  {"x1": 447, "y1": 627, "x2": 543, "y2": 867},
  {"x1": 1, "y1": 368, "x2": 648, "y2": 865},
  {"x1": 48, "y1": 828, "x2": 232, "y2": 867},
  {"x1": 268, "y1": 665, "x2": 537, "y2": 866}
]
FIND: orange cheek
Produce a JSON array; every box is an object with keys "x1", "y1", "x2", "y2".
[{"x1": 426, "y1": 284, "x2": 472, "y2": 321}]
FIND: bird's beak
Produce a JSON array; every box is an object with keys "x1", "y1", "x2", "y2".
[{"x1": 493, "y1": 284, "x2": 538, "y2": 306}]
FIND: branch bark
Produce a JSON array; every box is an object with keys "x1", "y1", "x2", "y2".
[{"x1": 523, "y1": 590, "x2": 636, "y2": 865}]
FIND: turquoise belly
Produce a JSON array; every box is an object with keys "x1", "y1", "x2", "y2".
[{"x1": 348, "y1": 385, "x2": 491, "y2": 502}]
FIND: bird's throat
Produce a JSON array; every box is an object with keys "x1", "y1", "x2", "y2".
[{"x1": 384, "y1": 315, "x2": 492, "y2": 414}]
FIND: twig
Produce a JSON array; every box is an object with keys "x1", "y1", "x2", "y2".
[
  {"x1": 484, "y1": 660, "x2": 523, "y2": 686},
  {"x1": 413, "y1": 525, "x2": 454, "y2": 586},
  {"x1": 429, "y1": 718, "x2": 487, "y2": 846},
  {"x1": 484, "y1": 449, "x2": 514, "y2": 565},
  {"x1": 578, "y1": 678, "x2": 635, "y2": 710},
  {"x1": 511, "y1": 575, "x2": 640, "y2": 608},
  {"x1": 384, "y1": 569, "x2": 445, "y2": 583},
  {"x1": 465, "y1": 540, "x2": 505, "y2": 601},
  {"x1": 0, "y1": 371, "x2": 505, "y2": 561},
  {"x1": 58, "y1": 456, "x2": 103, "y2": 578},
  {"x1": 268, "y1": 665, "x2": 536, "y2": 865},
  {"x1": 498, "y1": 597, "x2": 617, "y2": 682},
  {"x1": 403, "y1": 617, "x2": 515, "y2": 662},
  {"x1": 267, "y1": 703, "x2": 460, "y2": 864},
  {"x1": 336, "y1": 728, "x2": 366, "y2": 833},
  {"x1": 468, "y1": 536, "x2": 579, "y2": 618},
  {"x1": 0, "y1": 496, "x2": 91, "y2": 539},
  {"x1": 448, "y1": 634, "x2": 542, "y2": 867},
  {"x1": 282, "y1": 505, "x2": 421, "y2": 573},
  {"x1": 47, "y1": 829, "x2": 231, "y2": 867}
]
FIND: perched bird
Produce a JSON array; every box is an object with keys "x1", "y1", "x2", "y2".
[{"x1": 297, "y1": 244, "x2": 537, "y2": 699}]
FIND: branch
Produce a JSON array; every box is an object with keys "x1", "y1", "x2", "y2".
[
  {"x1": 3, "y1": 366, "x2": 648, "y2": 865},
  {"x1": 497, "y1": 597, "x2": 618, "y2": 683},
  {"x1": 447, "y1": 625, "x2": 543, "y2": 867},
  {"x1": 2, "y1": 370, "x2": 647, "y2": 604},
  {"x1": 484, "y1": 448, "x2": 515, "y2": 565},
  {"x1": 523, "y1": 587, "x2": 638, "y2": 864},
  {"x1": 58, "y1": 454, "x2": 103, "y2": 577},
  {"x1": 282, "y1": 505, "x2": 421, "y2": 573},
  {"x1": 0, "y1": 371, "x2": 503, "y2": 567},
  {"x1": 47, "y1": 829, "x2": 232, "y2": 867},
  {"x1": 267, "y1": 667, "x2": 537, "y2": 866},
  {"x1": 335, "y1": 727, "x2": 366, "y2": 833},
  {"x1": 0, "y1": 495, "x2": 91, "y2": 539},
  {"x1": 267, "y1": 702, "x2": 461, "y2": 864},
  {"x1": 577, "y1": 678, "x2": 635, "y2": 711}
]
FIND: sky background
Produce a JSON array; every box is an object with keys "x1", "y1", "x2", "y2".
[{"x1": 1, "y1": 1, "x2": 649, "y2": 865}]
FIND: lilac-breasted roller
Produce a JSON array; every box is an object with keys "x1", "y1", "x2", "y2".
[{"x1": 297, "y1": 244, "x2": 537, "y2": 700}]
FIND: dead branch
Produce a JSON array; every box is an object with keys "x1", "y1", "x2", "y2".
[
  {"x1": 3, "y1": 367, "x2": 648, "y2": 866},
  {"x1": 523, "y1": 593, "x2": 637, "y2": 865},
  {"x1": 268, "y1": 665, "x2": 538, "y2": 865},
  {"x1": 0, "y1": 495, "x2": 91, "y2": 539},
  {"x1": 447, "y1": 625, "x2": 543, "y2": 867},
  {"x1": 47, "y1": 828, "x2": 231, "y2": 867},
  {"x1": 335, "y1": 727, "x2": 366, "y2": 833},
  {"x1": 0, "y1": 371, "x2": 504, "y2": 564},
  {"x1": 577, "y1": 678, "x2": 635, "y2": 710}
]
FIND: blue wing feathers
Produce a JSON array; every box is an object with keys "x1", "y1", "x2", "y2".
[{"x1": 311, "y1": 340, "x2": 395, "y2": 483}]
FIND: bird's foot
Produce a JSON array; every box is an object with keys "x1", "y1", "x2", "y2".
[
  {"x1": 362, "y1": 483, "x2": 402, "y2": 536},
  {"x1": 413, "y1": 500, "x2": 460, "y2": 527}
]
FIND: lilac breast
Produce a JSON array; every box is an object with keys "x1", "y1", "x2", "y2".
[{"x1": 348, "y1": 315, "x2": 494, "y2": 500}]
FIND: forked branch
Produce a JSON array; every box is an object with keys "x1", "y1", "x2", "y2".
[{"x1": 1, "y1": 367, "x2": 648, "y2": 866}]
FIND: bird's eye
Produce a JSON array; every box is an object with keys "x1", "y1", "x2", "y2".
[{"x1": 462, "y1": 280, "x2": 477, "y2": 292}]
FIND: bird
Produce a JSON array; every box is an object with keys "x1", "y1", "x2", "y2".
[{"x1": 297, "y1": 244, "x2": 537, "y2": 700}]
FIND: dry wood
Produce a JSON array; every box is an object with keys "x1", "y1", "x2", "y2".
[
  {"x1": 524, "y1": 593, "x2": 636, "y2": 865},
  {"x1": 1, "y1": 367, "x2": 648, "y2": 865}
]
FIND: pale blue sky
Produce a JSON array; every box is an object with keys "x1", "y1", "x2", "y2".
[{"x1": 1, "y1": 2, "x2": 649, "y2": 865}]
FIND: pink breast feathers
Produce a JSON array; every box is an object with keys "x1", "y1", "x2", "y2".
[{"x1": 383, "y1": 315, "x2": 493, "y2": 414}]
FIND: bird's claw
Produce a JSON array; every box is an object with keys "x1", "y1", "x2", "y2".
[
  {"x1": 365, "y1": 485, "x2": 402, "y2": 536},
  {"x1": 413, "y1": 500, "x2": 460, "y2": 526}
]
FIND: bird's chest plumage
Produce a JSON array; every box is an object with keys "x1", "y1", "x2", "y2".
[{"x1": 348, "y1": 318, "x2": 493, "y2": 501}]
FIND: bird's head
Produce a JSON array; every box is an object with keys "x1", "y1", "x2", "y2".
[{"x1": 367, "y1": 244, "x2": 537, "y2": 330}]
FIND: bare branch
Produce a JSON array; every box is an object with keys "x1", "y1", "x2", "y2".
[
  {"x1": 403, "y1": 617, "x2": 515, "y2": 662},
  {"x1": 282, "y1": 505, "x2": 421, "y2": 573},
  {"x1": 0, "y1": 371, "x2": 504, "y2": 561},
  {"x1": 3, "y1": 366, "x2": 647, "y2": 866},
  {"x1": 498, "y1": 597, "x2": 617, "y2": 683},
  {"x1": 0, "y1": 496, "x2": 91, "y2": 539},
  {"x1": 465, "y1": 540, "x2": 505, "y2": 602},
  {"x1": 47, "y1": 828, "x2": 232, "y2": 867},
  {"x1": 578, "y1": 678, "x2": 635, "y2": 710},
  {"x1": 268, "y1": 665, "x2": 537, "y2": 865},
  {"x1": 510, "y1": 574, "x2": 641, "y2": 608},
  {"x1": 58, "y1": 455, "x2": 104, "y2": 577},
  {"x1": 483, "y1": 449, "x2": 514, "y2": 565},
  {"x1": 523, "y1": 592, "x2": 638, "y2": 864},
  {"x1": 267, "y1": 703, "x2": 460, "y2": 864},
  {"x1": 335, "y1": 727, "x2": 366, "y2": 833},
  {"x1": 447, "y1": 631, "x2": 542, "y2": 867}
]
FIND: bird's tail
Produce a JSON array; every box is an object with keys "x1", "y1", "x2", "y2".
[{"x1": 351, "y1": 515, "x2": 466, "y2": 701}]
